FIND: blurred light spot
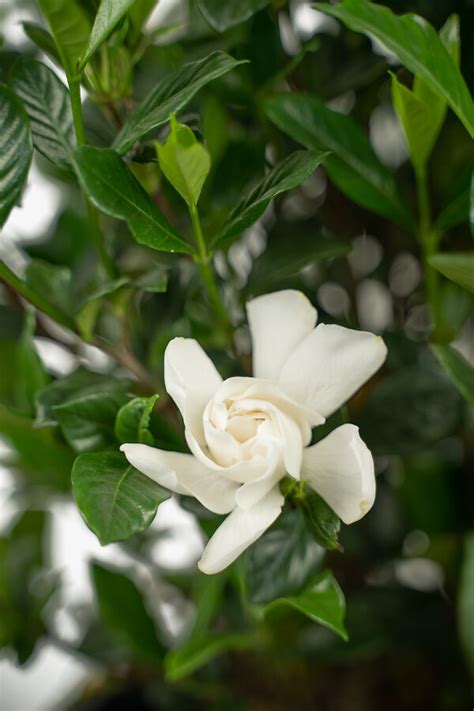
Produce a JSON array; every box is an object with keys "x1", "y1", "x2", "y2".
[
  {"x1": 292, "y1": 3, "x2": 339, "y2": 38},
  {"x1": 0, "y1": 466, "x2": 18, "y2": 533},
  {"x1": 34, "y1": 338, "x2": 78, "y2": 377},
  {"x1": 2, "y1": 6, "x2": 37, "y2": 47},
  {"x1": 1, "y1": 161, "x2": 62, "y2": 244},
  {"x1": 348, "y1": 234, "x2": 383, "y2": 278},
  {"x1": 317, "y1": 282, "x2": 350, "y2": 318},
  {"x1": 279, "y1": 11, "x2": 301, "y2": 56},
  {"x1": 228, "y1": 241, "x2": 253, "y2": 285},
  {"x1": 282, "y1": 192, "x2": 317, "y2": 219},
  {"x1": 245, "y1": 224, "x2": 267, "y2": 259},
  {"x1": 370, "y1": 104, "x2": 408, "y2": 168},
  {"x1": 403, "y1": 529, "x2": 430, "y2": 557},
  {"x1": 369, "y1": 37, "x2": 399, "y2": 64},
  {"x1": 234, "y1": 325, "x2": 251, "y2": 356},
  {"x1": 149, "y1": 497, "x2": 204, "y2": 570},
  {"x1": 389, "y1": 252, "x2": 421, "y2": 297},
  {"x1": 452, "y1": 318, "x2": 474, "y2": 366},
  {"x1": 300, "y1": 169, "x2": 327, "y2": 200},
  {"x1": 357, "y1": 278, "x2": 393, "y2": 333},
  {"x1": 405, "y1": 303, "x2": 432, "y2": 340},
  {"x1": 213, "y1": 251, "x2": 230, "y2": 280},
  {"x1": 327, "y1": 91, "x2": 355, "y2": 115},
  {"x1": 395, "y1": 558, "x2": 444, "y2": 592},
  {"x1": 78, "y1": 343, "x2": 114, "y2": 373}
]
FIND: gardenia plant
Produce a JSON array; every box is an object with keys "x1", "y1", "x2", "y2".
[{"x1": 122, "y1": 289, "x2": 387, "y2": 574}]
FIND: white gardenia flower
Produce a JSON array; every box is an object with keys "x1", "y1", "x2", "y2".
[{"x1": 121, "y1": 290, "x2": 387, "y2": 575}]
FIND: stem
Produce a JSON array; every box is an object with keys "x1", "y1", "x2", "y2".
[
  {"x1": 69, "y1": 77, "x2": 115, "y2": 278},
  {"x1": 0, "y1": 261, "x2": 76, "y2": 331},
  {"x1": 415, "y1": 168, "x2": 441, "y2": 333},
  {"x1": 0, "y1": 261, "x2": 156, "y2": 391},
  {"x1": 189, "y1": 202, "x2": 231, "y2": 330}
]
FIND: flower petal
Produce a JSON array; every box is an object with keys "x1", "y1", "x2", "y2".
[
  {"x1": 120, "y1": 444, "x2": 238, "y2": 514},
  {"x1": 279, "y1": 324, "x2": 387, "y2": 417},
  {"x1": 246, "y1": 290, "x2": 317, "y2": 380},
  {"x1": 164, "y1": 337, "x2": 222, "y2": 445},
  {"x1": 198, "y1": 487, "x2": 284, "y2": 574},
  {"x1": 235, "y1": 451, "x2": 284, "y2": 510},
  {"x1": 302, "y1": 424, "x2": 376, "y2": 524}
]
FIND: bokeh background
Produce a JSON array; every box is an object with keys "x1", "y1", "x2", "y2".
[{"x1": 1, "y1": 0, "x2": 473, "y2": 709}]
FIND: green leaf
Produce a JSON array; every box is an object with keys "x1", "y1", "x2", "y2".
[
  {"x1": 73, "y1": 146, "x2": 193, "y2": 254},
  {"x1": 300, "y1": 490, "x2": 341, "y2": 551},
  {"x1": 245, "y1": 507, "x2": 324, "y2": 605},
  {"x1": 79, "y1": 0, "x2": 137, "y2": 71},
  {"x1": 53, "y1": 390, "x2": 130, "y2": 452},
  {"x1": 132, "y1": 265, "x2": 168, "y2": 293},
  {"x1": 359, "y1": 359, "x2": 462, "y2": 455},
  {"x1": 0, "y1": 84, "x2": 33, "y2": 227},
  {"x1": 428, "y1": 253, "x2": 474, "y2": 294},
  {"x1": 35, "y1": 367, "x2": 130, "y2": 427},
  {"x1": 436, "y1": 183, "x2": 470, "y2": 231},
  {"x1": 25, "y1": 259, "x2": 74, "y2": 314},
  {"x1": 247, "y1": 231, "x2": 350, "y2": 292},
  {"x1": 91, "y1": 561, "x2": 165, "y2": 662},
  {"x1": 398, "y1": 15, "x2": 461, "y2": 173},
  {"x1": 212, "y1": 150, "x2": 328, "y2": 249},
  {"x1": 17, "y1": 308, "x2": 49, "y2": 416},
  {"x1": 11, "y1": 57, "x2": 76, "y2": 170},
  {"x1": 114, "y1": 51, "x2": 246, "y2": 154},
  {"x1": 265, "y1": 94, "x2": 411, "y2": 226},
  {"x1": 0, "y1": 511, "x2": 53, "y2": 664},
  {"x1": 195, "y1": 0, "x2": 270, "y2": 32},
  {"x1": 458, "y1": 532, "x2": 474, "y2": 675},
  {"x1": 156, "y1": 115, "x2": 211, "y2": 207},
  {"x1": 431, "y1": 344, "x2": 474, "y2": 406},
  {"x1": 315, "y1": 0, "x2": 474, "y2": 138},
  {"x1": 263, "y1": 570, "x2": 348, "y2": 641},
  {"x1": 165, "y1": 632, "x2": 254, "y2": 681},
  {"x1": 73, "y1": 451, "x2": 170, "y2": 545},
  {"x1": 115, "y1": 394, "x2": 158, "y2": 445},
  {"x1": 390, "y1": 74, "x2": 437, "y2": 174},
  {"x1": 22, "y1": 22, "x2": 62, "y2": 65},
  {"x1": 0, "y1": 404, "x2": 74, "y2": 492},
  {"x1": 36, "y1": 0, "x2": 91, "y2": 80}
]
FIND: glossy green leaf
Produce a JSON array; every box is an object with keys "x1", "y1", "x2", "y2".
[
  {"x1": 0, "y1": 84, "x2": 33, "y2": 227},
  {"x1": 22, "y1": 22, "x2": 61, "y2": 65},
  {"x1": 165, "y1": 632, "x2": 254, "y2": 681},
  {"x1": 428, "y1": 253, "x2": 474, "y2": 294},
  {"x1": 114, "y1": 51, "x2": 246, "y2": 154},
  {"x1": 265, "y1": 94, "x2": 412, "y2": 226},
  {"x1": 156, "y1": 115, "x2": 211, "y2": 207},
  {"x1": 53, "y1": 390, "x2": 130, "y2": 452},
  {"x1": 263, "y1": 570, "x2": 348, "y2": 641},
  {"x1": 73, "y1": 451, "x2": 170, "y2": 544},
  {"x1": 195, "y1": 0, "x2": 270, "y2": 32},
  {"x1": 431, "y1": 344, "x2": 474, "y2": 406},
  {"x1": 36, "y1": 0, "x2": 91, "y2": 79},
  {"x1": 301, "y1": 490, "x2": 341, "y2": 551},
  {"x1": 91, "y1": 561, "x2": 165, "y2": 662},
  {"x1": 115, "y1": 394, "x2": 158, "y2": 445},
  {"x1": 458, "y1": 532, "x2": 474, "y2": 675},
  {"x1": 17, "y1": 308, "x2": 49, "y2": 416},
  {"x1": 315, "y1": 0, "x2": 474, "y2": 138},
  {"x1": 11, "y1": 57, "x2": 76, "y2": 170},
  {"x1": 79, "y1": 0, "x2": 137, "y2": 70},
  {"x1": 35, "y1": 367, "x2": 130, "y2": 427},
  {"x1": 212, "y1": 150, "x2": 328, "y2": 249},
  {"x1": 245, "y1": 507, "x2": 324, "y2": 605},
  {"x1": 73, "y1": 146, "x2": 193, "y2": 254}
]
